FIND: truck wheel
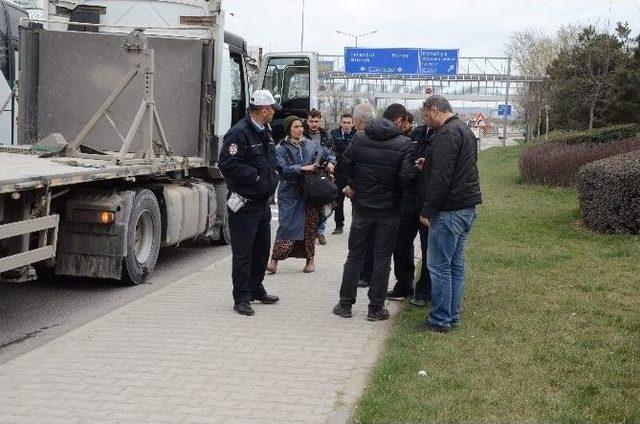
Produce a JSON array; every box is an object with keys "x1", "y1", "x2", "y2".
[{"x1": 122, "y1": 189, "x2": 161, "y2": 285}]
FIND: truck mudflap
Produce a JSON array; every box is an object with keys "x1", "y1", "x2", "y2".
[
  {"x1": 0, "y1": 215, "x2": 59, "y2": 274},
  {"x1": 55, "y1": 190, "x2": 135, "y2": 280}
]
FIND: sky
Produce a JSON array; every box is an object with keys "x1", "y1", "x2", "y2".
[{"x1": 224, "y1": 0, "x2": 640, "y2": 57}]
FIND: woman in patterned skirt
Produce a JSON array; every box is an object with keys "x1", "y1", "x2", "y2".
[{"x1": 267, "y1": 116, "x2": 335, "y2": 274}]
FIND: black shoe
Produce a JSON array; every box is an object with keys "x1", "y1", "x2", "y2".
[
  {"x1": 332, "y1": 303, "x2": 353, "y2": 318},
  {"x1": 332, "y1": 227, "x2": 344, "y2": 235},
  {"x1": 366, "y1": 307, "x2": 390, "y2": 322},
  {"x1": 233, "y1": 302, "x2": 255, "y2": 316},
  {"x1": 386, "y1": 289, "x2": 411, "y2": 300},
  {"x1": 415, "y1": 322, "x2": 450, "y2": 333},
  {"x1": 252, "y1": 294, "x2": 279, "y2": 304},
  {"x1": 318, "y1": 235, "x2": 327, "y2": 245},
  {"x1": 409, "y1": 298, "x2": 427, "y2": 307},
  {"x1": 357, "y1": 279, "x2": 370, "y2": 288}
]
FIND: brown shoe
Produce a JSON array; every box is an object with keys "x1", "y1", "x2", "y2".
[
  {"x1": 303, "y1": 258, "x2": 315, "y2": 273},
  {"x1": 266, "y1": 260, "x2": 278, "y2": 274}
]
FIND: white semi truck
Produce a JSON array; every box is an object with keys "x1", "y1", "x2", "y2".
[
  {"x1": 0, "y1": 0, "x2": 252, "y2": 283},
  {"x1": 0, "y1": 0, "x2": 326, "y2": 285}
]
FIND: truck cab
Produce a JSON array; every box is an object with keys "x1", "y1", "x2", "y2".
[
  {"x1": 0, "y1": 0, "x2": 28, "y2": 145},
  {"x1": 257, "y1": 52, "x2": 318, "y2": 141}
]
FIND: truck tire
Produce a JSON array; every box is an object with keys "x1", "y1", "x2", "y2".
[{"x1": 122, "y1": 189, "x2": 161, "y2": 285}]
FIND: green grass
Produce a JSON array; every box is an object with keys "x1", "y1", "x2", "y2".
[{"x1": 354, "y1": 145, "x2": 640, "y2": 424}]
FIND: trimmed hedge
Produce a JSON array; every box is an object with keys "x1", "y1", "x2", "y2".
[
  {"x1": 548, "y1": 123, "x2": 638, "y2": 145},
  {"x1": 577, "y1": 150, "x2": 640, "y2": 234},
  {"x1": 519, "y1": 138, "x2": 640, "y2": 187}
]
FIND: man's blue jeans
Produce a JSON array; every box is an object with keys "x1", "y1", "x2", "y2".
[{"x1": 427, "y1": 207, "x2": 477, "y2": 328}]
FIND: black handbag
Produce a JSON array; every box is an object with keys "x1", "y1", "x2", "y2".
[{"x1": 303, "y1": 151, "x2": 339, "y2": 205}]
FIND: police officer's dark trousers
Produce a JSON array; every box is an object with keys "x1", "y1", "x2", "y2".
[
  {"x1": 228, "y1": 199, "x2": 271, "y2": 304},
  {"x1": 339, "y1": 208, "x2": 401, "y2": 309}
]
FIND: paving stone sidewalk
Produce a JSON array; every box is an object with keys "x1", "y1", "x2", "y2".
[{"x1": 0, "y1": 211, "x2": 400, "y2": 424}]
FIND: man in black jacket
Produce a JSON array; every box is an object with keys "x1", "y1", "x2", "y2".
[
  {"x1": 329, "y1": 113, "x2": 357, "y2": 234},
  {"x1": 387, "y1": 122, "x2": 433, "y2": 306},
  {"x1": 333, "y1": 103, "x2": 417, "y2": 321},
  {"x1": 417, "y1": 95, "x2": 482, "y2": 332},
  {"x1": 219, "y1": 90, "x2": 281, "y2": 317}
]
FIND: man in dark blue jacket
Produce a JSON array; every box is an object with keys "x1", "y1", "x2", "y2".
[
  {"x1": 219, "y1": 90, "x2": 281, "y2": 317},
  {"x1": 329, "y1": 113, "x2": 357, "y2": 234}
]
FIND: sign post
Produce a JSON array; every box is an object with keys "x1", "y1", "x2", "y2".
[
  {"x1": 419, "y1": 49, "x2": 459, "y2": 76},
  {"x1": 344, "y1": 48, "x2": 460, "y2": 76},
  {"x1": 502, "y1": 56, "x2": 512, "y2": 146},
  {"x1": 344, "y1": 48, "x2": 420, "y2": 75},
  {"x1": 497, "y1": 104, "x2": 512, "y2": 116}
]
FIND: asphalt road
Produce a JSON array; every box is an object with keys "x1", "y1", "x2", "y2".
[
  {"x1": 0, "y1": 138, "x2": 512, "y2": 365},
  {"x1": 0, "y1": 242, "x2": 232, "y2": 364}
]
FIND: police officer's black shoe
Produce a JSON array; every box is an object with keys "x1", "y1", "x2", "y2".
[
  {"x1": 332, "y1": 227, "x2": 343, "y2": 235},
  {"x1": 366, "y1": 307, "x2": 390, "y2": 322},
  {"x1": 233, "y1": 302, "x2": 255, "y2": 316},
  {"x1": 332, "y1": 303, "x2": 352, "y2": 318},
  {"x1": 252, "y1": 294, "x2": 279, "y2": 304}
]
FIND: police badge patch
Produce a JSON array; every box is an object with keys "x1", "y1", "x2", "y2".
[{"x1": 229, "y1": 143, "x2": 238, "y2": 155}]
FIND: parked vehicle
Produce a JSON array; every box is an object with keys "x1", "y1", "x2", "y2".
[{"x1": 0, "y1": 0, "x2": 248, "y2": 283}]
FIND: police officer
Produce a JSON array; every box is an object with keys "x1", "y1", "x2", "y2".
[{"x1": 219, "y1": 90, "x2": 281, "y2": 316}]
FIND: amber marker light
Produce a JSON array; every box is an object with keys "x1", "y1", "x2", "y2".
[
  {"x1": 73, "y1": 209, "x2": 116, "y2": 225},
  {"x1": 99, "y1": 211, "x2": 115, "y2": 225}
]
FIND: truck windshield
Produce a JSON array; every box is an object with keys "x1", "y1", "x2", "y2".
[{"x1": 262, "y1": 57, "x2": 310, "y2": 111}]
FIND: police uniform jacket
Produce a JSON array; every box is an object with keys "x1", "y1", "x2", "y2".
[{"x1": 219, "y1": 116, "x2": 279, "y2": 201}]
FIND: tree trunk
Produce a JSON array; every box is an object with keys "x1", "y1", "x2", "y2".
[
  {"x1": 588, "y1": 102, "x2": 595, "y2": 130},
  {"x1": 537, "y1": 108, "x2": 542, "y2": 137}
]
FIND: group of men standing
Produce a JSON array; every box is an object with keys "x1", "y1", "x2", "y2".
[{"x1": 219, "y1": 89, "x2": 481, "y2": 333}]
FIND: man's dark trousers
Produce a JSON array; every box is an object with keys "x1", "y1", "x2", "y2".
[
  {"x1": 228, "y1": 200, "x2": 271, "y2": 303},
  {"x1": 334, "y1": 177, "x2": 347, "y2": 230},
  {"x1": 392, "y1": 203, "x2": 431, "y2": 300},
  {"x1": 339, "y1": 209, "x2": 401, "y2": 308}
]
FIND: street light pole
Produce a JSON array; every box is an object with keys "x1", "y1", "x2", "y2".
[
  {"x1": 336, "y1": 30, "x2": 378, "y2": 48},
  {"x1": 300, "y1": 0, "x2": 305, "y2": 52}
]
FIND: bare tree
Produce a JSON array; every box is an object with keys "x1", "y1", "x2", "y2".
[
  {"x1": 318, "y1": 88, "x2": 354, "y2": 128},
  {"x1": 504, "y1": 25, "x2": 581, "y2": 140}
]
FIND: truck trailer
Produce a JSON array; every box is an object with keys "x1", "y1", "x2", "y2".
[{"x1": 0, "y1": 0, "x2": 249, "y2": 284}]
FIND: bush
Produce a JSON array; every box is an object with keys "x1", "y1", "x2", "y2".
[
  {"x1": 577, "y1": 150, "x2": 640, "y2": 234},
  {"x1": 519, "y1": 138, "x2": 640, "y2": 187},
  {"x1": 548, "y1": 123, "x2": 638, "y2": 145}
]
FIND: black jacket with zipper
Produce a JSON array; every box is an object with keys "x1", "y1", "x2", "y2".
[
  {"x1": 420, "y1": 115, "x2": 482, "y2": 218},
  {"x1": 219, "y1": 116, "x2": 279, "y2": 201},
  {"x1": 340, "y1": 118, "x2": 417, "y2": 214}
]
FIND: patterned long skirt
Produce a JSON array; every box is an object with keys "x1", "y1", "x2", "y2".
[{"x1": 271, "y1": 203, "x2": 319, "y2": 260}]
